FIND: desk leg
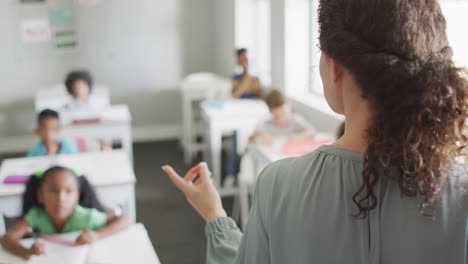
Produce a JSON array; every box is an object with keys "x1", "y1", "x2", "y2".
[
  {"x1": 128, "y1": 186, "x2": 137, "y2": 222},
  {"x1": 206, "y1": 122, "x2": 222, "y2": 190},
  {"x1": 182, "y1": 96, "x2": 192, "y2": 165},
  {"x1": 122, "y1": 125, "x2": 134, "y2": 167}
]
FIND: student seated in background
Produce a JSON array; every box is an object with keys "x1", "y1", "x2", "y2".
[
  {"x1": 250, "y1": 89, "x2": 315, "y2": 144},
  {"x1": 28, "y1": 109, "x2": 78, "y2": 157},
  {"x1": 232, "y1": 48, "x2": 263, "y2": 99},
  {"x1": 0, "y1": 166, "x2": 131, "y2": 260},
  {"x1": 64, "y1": 70, "x2": 95, "y2": 110}
]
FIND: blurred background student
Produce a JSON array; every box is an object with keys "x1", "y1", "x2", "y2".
[
  {"x1": 249, "y1": 89, "x2": 315, "y2": 145},
  {"x1": 232, "y1": 48, "x2": 264, "y2": 99},
  {"x1": 64, "y1": 70, "x2": 96, "y2": 111},
  {"x1": 28, "y1": 109, "x2": 78, "y2": 157}
]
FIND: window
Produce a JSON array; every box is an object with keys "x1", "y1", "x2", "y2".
[
  {"x1": 297, "y1": 0, "x2": 468, "y2": 97},
  {"x1": 284, "y1": 0, "x2": 311, "y2": 97},
  {"x1": 309, "y1": 0, "x2": 322, "y2": 95},
  {"x1": 284, "y1": 0, "x2": 322, "y2": 97},
  {"x1": 235, "y1": 0, "x2": 271, "y2": 85},
  {"x1": 440, "y1": 1, "x2": 468, "y2": 68}
]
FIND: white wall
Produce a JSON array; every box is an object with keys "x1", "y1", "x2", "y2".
[
  {"x1": 213, "y1": 0, "x2": 236, "y2": 77},
  {"x1": 270, "y1": 0, "x2": 285, "y2": 89},
  {"x1": 0, "y1": 0, "x2": 218, "y2": 143}
]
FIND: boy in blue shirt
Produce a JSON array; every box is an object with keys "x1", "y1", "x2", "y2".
[{"x1": 28, "y1": 109, "x2": 78, "y2": 157}]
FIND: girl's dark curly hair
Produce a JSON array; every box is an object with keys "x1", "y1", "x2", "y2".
[
  {"x1": 64, "y1": 70, "x2": 94, "y2": 95},
  {"x1": 22, "y1": 166, "x2": 105, "y2": 216},
  {"x1": 318, "y1": 0, "x2": 468, "y2": 218}
]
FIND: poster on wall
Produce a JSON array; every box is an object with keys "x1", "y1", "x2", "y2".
[
  {"x1": 19, "y1": 19, "x2": 51, "y2": 43},
  {"x1": 49, "y1": 5, "x2": 76, "y2": 27},
  {"x1": 48, "y1": 4, "x2": 79, "y2": 51},
  {"x1": 54, "y1": 30, "x2": 78, "y2": 48}
]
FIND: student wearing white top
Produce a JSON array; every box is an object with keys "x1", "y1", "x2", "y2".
[
  {"x1": 64, "y1": 70, "x2": 97, "y2": 111},
  {"x1": 249, "y1": 89, "x2": 315, "y2": 145},
  {"x1": 163, "y1": 0, "x2": 468, "y2": 263}
]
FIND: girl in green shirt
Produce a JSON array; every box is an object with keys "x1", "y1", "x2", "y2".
[
  {"x1": 163, "y1": 0, "x2": 468, "y2": 263},
  {"x1": 1, "y1": 166, "x2": 131, "y2": 260}
]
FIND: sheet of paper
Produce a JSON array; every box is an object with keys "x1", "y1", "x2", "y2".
[
  {"x1": 0, "y1": 236, "x2": 88, "y2": 264},
  {"x1": 282, "y1": 138, "x2": 333, "y2": 156}
]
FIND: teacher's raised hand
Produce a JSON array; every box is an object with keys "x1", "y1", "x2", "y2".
[{"x1": 162, "y1": 162, "x2": 227, "y2": 222}]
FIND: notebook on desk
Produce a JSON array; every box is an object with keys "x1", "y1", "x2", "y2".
[
  {"x1": 282, "y1": 138, "x2": 333, "y2": 156},
  {"x1": 71, "y1": 118, "x2": 101, "y2": 125},
  {"x1": 3, "y1": 175, "x2": 31, "y2": 184}
]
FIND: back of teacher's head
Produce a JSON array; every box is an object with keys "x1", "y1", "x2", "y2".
[{"x1": 318, "y1": 0, "x2": 468, "y2": 218}]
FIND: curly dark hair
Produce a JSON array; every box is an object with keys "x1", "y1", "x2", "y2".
[
  {"x1": 22, "y1": 166, "x2": 105, "y2": 216},
  {"x1": 318, "y1": 0, "x2": 468, "y2": 218},
  {"x1": 64, "y1": 70, "x2": 93, "y2": 95}
]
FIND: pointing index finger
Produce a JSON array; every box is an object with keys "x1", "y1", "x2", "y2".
[{"x1": 162, "y1": 165, "x2": 191, "y2": 193}]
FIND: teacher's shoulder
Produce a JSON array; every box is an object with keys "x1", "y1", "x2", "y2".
[{"x1": 257, "y1": 151, "x2": 321, "y2": 191}]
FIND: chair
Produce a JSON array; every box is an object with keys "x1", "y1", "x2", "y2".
[{"x1": 179, "y1": 72, "x2": 231, "y2": 164}]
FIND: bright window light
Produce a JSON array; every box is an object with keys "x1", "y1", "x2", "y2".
[{"x1": 235, "y1": 0, "x2": 271, "y2": 85}]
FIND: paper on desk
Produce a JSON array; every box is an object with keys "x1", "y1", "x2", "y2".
[
  {"x1": 282, "y1": 138, "x2": 333, "y2": 156},
  {"x1": 0, "y1": 237, "x2": 88, "y2": 264}
]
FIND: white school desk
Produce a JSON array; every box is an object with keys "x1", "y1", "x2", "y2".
[
  {"x1": 60, "y1": 105, "x2": 133, "y2": 165},
  {"x1": 0, "y1": 223, "x2": 160, "y2": 264},
  {"x1": 239, "y1": 134, "x2": 334, "y2": 226},
  {"x1": 201, "y1": 99, "x2": 270, "y2": 196},
  {"x1": 180, "y1": 74, "x2": 231, "y2": 165},
  {"x1": 35, "y1": 84, "x2": 110, "y2": 113},
  {"x1": 0, "y1": 150, "x2": 136, "y2": 234}
]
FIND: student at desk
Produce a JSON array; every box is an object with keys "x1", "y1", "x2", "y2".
[
  {"x1": 232, "y1": 48, "x2": 264, "y2": 99},
  {"x1": 64, "y1": 70, "x2": 97, "y2": 111},
  {"x1": 249, "y1": 89, "x2": 315, "y2": 144},
  {"x1": 163, "y1": 0, "x2": 468, "y2": 263},
  {"x1": 0, "y1": 166, "x2": 131, "y2": 260},
  {"x1": 28, "y1": 109, "x2": 78, "y2": 157}
]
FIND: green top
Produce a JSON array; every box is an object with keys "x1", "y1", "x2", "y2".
[
  {"x1": 205, "y1": 145, "x2": 468, "y2": 264},
  {"x1": 25, "y1": 205, "x2": 107, "y2": 235}
]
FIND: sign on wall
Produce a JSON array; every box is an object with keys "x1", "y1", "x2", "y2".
[
  {"x1": 19, "y1": 19, "x2": 51, "y2": 43},
  {"x1": 49, "y1": 4, "x2": 79, "y2": 50}
]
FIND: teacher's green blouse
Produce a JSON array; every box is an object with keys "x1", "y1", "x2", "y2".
[{"x1": 205, "y1": 145, "x2": 467, "y2": 264}]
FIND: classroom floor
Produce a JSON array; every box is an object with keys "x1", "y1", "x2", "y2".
[
  {"x1": 0, "y1": 140, "x2": 235, "y2": 264},
  {"x1": 127, "y1": 140, "x2": 237, "y2": 264}
]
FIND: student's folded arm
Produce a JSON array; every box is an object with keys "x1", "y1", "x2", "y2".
[
  {"x1": 205, "y1": 168, "x2": 272, "y2": 264},
  {"x1": 254, "y1": 78, "x2": 264, "y2": 97},
  {"x1": 96, "y1": 214, "x2": 132, "y2": 239},
  {"x1": 249, "y1": 131, "x2": 262, "y2": 142},
  {"x1": 1, "y1": 220, "x2": 36, "y2": 259},
  {"x1": 232, "y1": 83, "x2": 246, "y2": 98},
  {"x1": 233, "y1": 76, "x2": 254, "y2": 98}
]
